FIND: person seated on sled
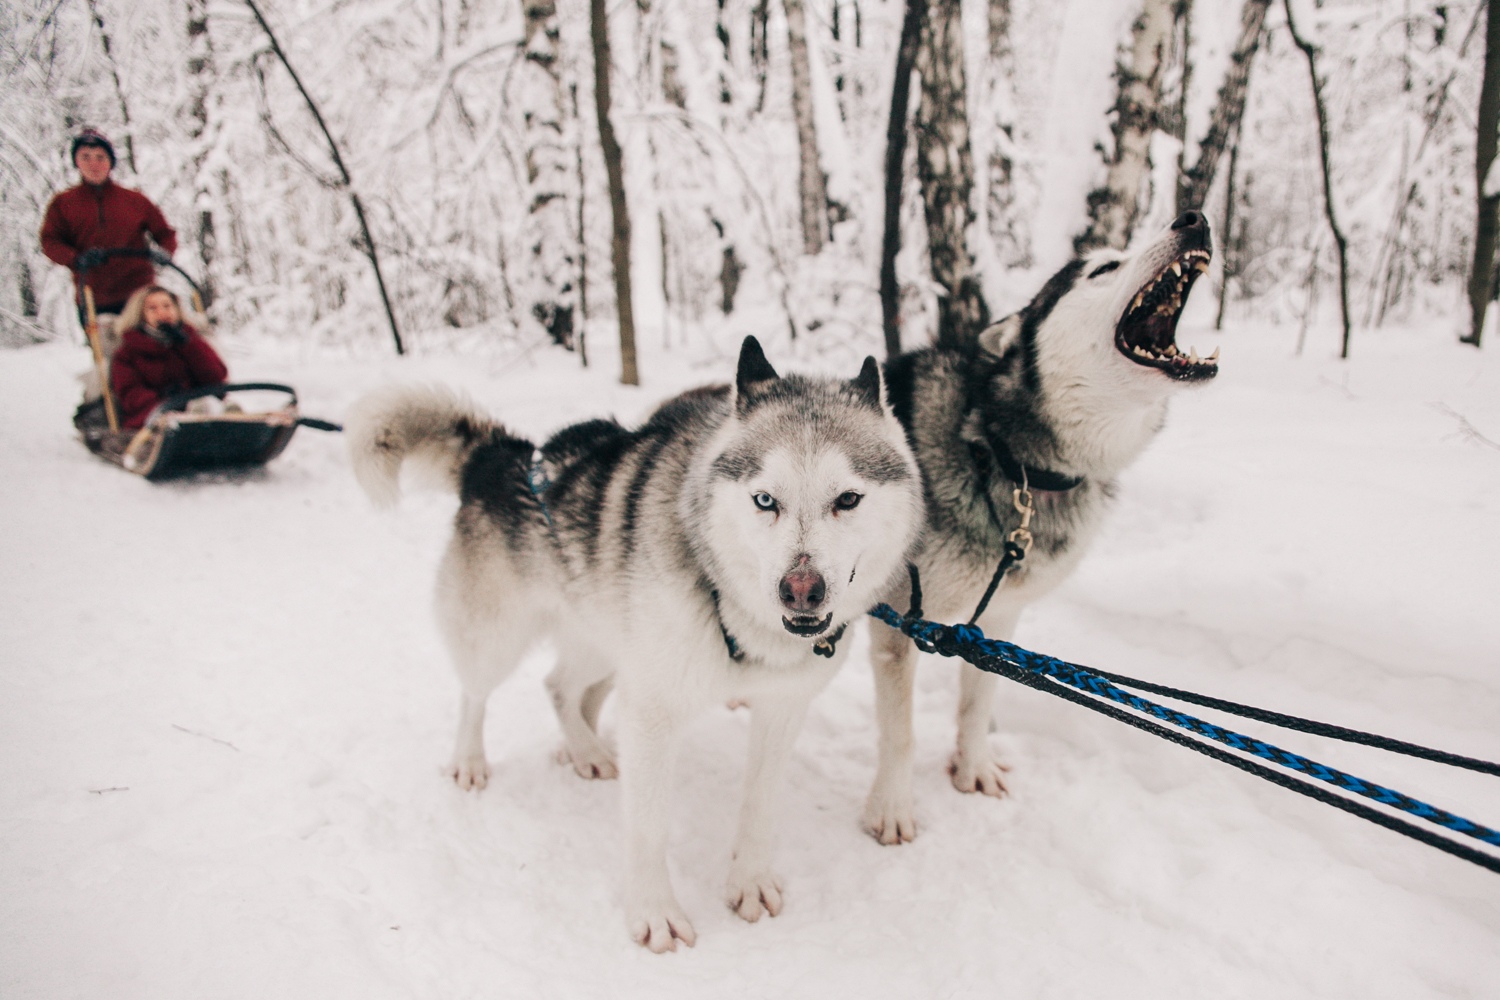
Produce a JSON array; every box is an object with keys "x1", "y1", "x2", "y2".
[
  {"x1": 39, "y1": 128, "x2": 177, "y2": 350},
  {"x1": 111, "y1": 286, "x2": 228, "y2": 430}
]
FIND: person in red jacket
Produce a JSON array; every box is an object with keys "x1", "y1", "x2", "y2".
[
  {"x1": 39, "y1": 129, "x2": 178, "y2": 319},
  {"x1": 111, "y1": 286, "x2": 228, "y2": 430}
]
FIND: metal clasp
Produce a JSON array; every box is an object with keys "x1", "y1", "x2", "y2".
[{"x1": 1008, "y1": 487, "x2": 1035, "y2": 553}]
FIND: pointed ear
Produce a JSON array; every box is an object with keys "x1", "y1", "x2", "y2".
[
  {"x1": 850, "y1": 355, "x2": 883, "y2": 412},
  {"x1": 734, "y1": 336, "x2": 779, "y2": 412},
  {"x1": 977, "y1": 315, "x2": 1022, "y2": 358}
]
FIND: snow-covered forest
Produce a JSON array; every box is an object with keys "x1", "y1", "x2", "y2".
[
  {"x1": 2, "y1": 0, "x2": 1495, "y2": 361},
  {"x1": 4, "y1": 0, "x2": 1500, "y2": 995}
]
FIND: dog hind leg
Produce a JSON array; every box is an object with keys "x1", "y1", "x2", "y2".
[
  {"x1": 546, "y1": 654, "x2": 618, "y2": 780},
  {"x1": 618, "y1": 695, "x2": 696, "y2": 952}
]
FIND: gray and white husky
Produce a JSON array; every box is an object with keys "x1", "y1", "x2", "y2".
[
  {"x1": 347, "y1": 337, "x2": 924, "y2": 951},
  {"x1": 863, "y1": 211, "x2": 1218, "y2": 843}
]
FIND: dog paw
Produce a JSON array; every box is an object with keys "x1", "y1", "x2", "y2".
[
  {"x1": 627, "y1": 899, "x2": 697, "y2": 953},
  {"x1": 949, "y1": 750, "x2": 1010, "y2": 797},
  {"x1": 860, "y1": 791, "x2": 917, "y2": 845},
  {"x1": 449, "y1": 754, "x2": 490, "y2": 791},
  {"x1": 725, "y1": 868, "x2": 784, "y2": 923},
  {"x1": 553, "y1": 744, "x2": 619, "y2": 780}
]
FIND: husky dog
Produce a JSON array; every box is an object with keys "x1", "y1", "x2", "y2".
[
  {"x1": 348, "y1": 337, "x2": 924, "y2": 951},
  {"x1": 862, "y1": 211, "x2": 1218, "y2": 844}
]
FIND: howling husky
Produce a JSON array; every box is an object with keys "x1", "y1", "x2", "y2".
[
  {"x1": 863, "y1": 211, "x2": 1218, "y2": 844},
  {"x1": 348, "y1": 337, "x2": 924, "y2": 951}
]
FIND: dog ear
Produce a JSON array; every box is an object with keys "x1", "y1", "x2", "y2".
[
  {"x1": 850, "y1": 355, "x2": 884, "y2": 412},
  {"x1": 977, "y1": 315, "x2": 1022, "y2": 358},
  {"x1": 735, "y1": 336, "x2": 779, "y2": 412}
]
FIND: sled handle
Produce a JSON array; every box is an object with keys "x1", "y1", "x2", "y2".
[
  {"x1": 75, "y1": 248, "x2": 209, "y2": 307},
  {"x1": 152, "y1": 382, "x2": 300, "y2": 415},
  {"x1": 82, "y1": 287, "x2": 120, "y2": 433}
]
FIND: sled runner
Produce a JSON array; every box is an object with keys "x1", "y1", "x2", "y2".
[{"x1": 72, "y1": 250, "x2": 340, "y2": 479}]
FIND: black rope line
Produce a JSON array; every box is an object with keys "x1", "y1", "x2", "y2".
[{"x1": 1091, "y1": 667, "x2": 1500, "y2": 777}]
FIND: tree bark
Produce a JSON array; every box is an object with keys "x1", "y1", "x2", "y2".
[
  {"x1": 782, "y1": 0, "x2": 827, "y2": 255},
  {"x1": 1284, "y1": 0, "x2": 1352, "y2": 359},
  {"x1": 519, "y1": 0, "x2": 578, "y2": 349},
  {"x1": 879, "y1": 0, "x2": 927, "y2": 358},
  {"x1": 1079, "y1": 0, "x2": 1177, "y2": 251},
  {"x1": 185, "y1": 0, "x2": 217, "y2": 306},
  {"x1": 1465, "y1": 0, "x2": 1500, "y2": 346},
  {"x1": 591, "y1": 0, "x2": 638, "y2": 384},
  {"x1": 85, "y1": 0, "x2": 137, "y2": 175},
  {"x1": 916, "y1": 0, "x2": 988, "y2": 348},
  {"x1": 243, "y1": 0, "x2": 404, "y2": 355},
  {"x1": 1177, "y1": 0, "x2": 1270, "y2": 216}
]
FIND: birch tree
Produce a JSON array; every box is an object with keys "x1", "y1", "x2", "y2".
[
  {"x1": 915, "y1": 0, "x2": 988, "y2": 347},
  {"x1": 185, "y1": 0, "x2": 218, "y2": 305},
  {"x1": 1176, "y1": 0, "x2": 1271, "y2": 215},
  {"x1": 518, "y1": 0, "x2": 579, "y2": 349},
  {"x1": 1079, "y1": 0, "x2": 1179, "y2": 251},
  {"x1": 782, "y1": 0, "x2": 827, "y2": 255}
]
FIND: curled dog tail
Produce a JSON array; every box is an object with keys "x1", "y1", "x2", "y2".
[{"x1": 346, "y1": 385, "x2": 505, "y2": 507}]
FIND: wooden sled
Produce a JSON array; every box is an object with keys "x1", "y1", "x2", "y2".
[{"x1": 74, "y1": 382, "x2": 340, "y2": 481}]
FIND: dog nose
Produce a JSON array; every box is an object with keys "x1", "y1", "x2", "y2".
[
  {"x1": 1171, "y1": 210, "x2": 1206, "y2": 232},
  {"x1": 778, "y1": 568, "x2": 826, "y2": 613}
]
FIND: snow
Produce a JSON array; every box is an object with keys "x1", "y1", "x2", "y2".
[{"x1": 2, "y1": 317, "x2": 1499, "y2": 998}]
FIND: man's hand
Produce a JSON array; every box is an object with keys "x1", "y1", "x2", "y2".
[{"x1": 75, "y1": 248, "x2": 108, "y2": 271}]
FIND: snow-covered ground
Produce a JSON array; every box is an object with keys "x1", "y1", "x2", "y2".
[{"x1": 2, "y1": 317, "x2": 1498, "y2": 998}]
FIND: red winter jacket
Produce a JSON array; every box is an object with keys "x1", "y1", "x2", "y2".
[
  {"x1": 110, "y1": 324, "x2": 228, "y2": 430},
  {"x1": 39, "y1": 180, "x2": 178, "y2": 313}
]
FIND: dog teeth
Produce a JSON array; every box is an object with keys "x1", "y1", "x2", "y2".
[
  {"x1": 1164, "y1": 344, "x2": 1177, "y2": 357},
  {"x1": 1171, "y1": 262, "x2": 1182, "y2": 277},
  {"x1": 1208, "y1": 347, "x2": 1219, "y2": 361},
  {"x1": 1188, "y1": 347, "x2": 1199, "y2": 363}
]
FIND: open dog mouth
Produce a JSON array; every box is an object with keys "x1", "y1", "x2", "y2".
[
  {"x1": 1115, "y1": 247, "x2": 1218, "y2": 382},
  {"x1": 782, "y1": 613, "x2": 833, "y2": 637}
]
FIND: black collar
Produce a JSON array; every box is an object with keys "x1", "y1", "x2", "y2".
[
  {"x1": 975, "y1": 437, "x2": 1084, "y2": 492},
  {"x1": 710, "y1": 589, "x2": 846, "y2": 661}
]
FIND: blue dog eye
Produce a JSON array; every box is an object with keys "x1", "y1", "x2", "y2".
[
  {"x1": 1089, "y1": 261, "x2": 1120, "y2": 278},
  {"x1": 753, "y1": 492, "x2": 778, "y2": 512},
  {"x1": 833, "y1": 491, "x2": 862, "y2": 511}
]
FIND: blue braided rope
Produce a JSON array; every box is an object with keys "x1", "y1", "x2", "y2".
[{"x1": 869, "y1": 604, "x2": 1500, "y2": 852}]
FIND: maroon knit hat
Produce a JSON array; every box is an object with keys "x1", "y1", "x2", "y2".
[{"x1": 70, "y1": 128, "x2": 116, "y2": 167}]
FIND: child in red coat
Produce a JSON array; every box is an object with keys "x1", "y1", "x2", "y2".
[{"x1": 110, "y1": 286, "x2": 228, "y2": 429}]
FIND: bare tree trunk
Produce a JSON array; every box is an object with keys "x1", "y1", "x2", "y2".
[
  {"x1": 782, "y1": 0, "x2": 827, "y2": 255},
  {"x1": 1465, "y1": 0, "x2": 1500, "y2": 346},
  {"x1": 243, "y1": 0, "x2": 404, "y2": 355},
  {"x1": 571, "y1": 81, "x2": 589, "y2": 368},
  {"x1": 916, "y1": 0, "x2": 988, "y2": 348},
  {"x1": 751, "y1": 0, "x2": 771, "y2": 114},
  {"x1": 1177, "y1": 0, "x2": 1269, "y2": 215},
  {"x1": 880, "y1": 0, "x2": 927, "y2": 358},
  {"x1": 85, "y1": 0, "x2": 137, "y2": 175},
  {"x1": 983, "y1": 0, "x2": 1031, "y2": 267},
  {"x1": 1079, "y1": 0, "x2": 1177, "y2": 251},
  {"x1": 519, "y1": 0, "x2": 578, "y2": 349},
  {"x1": 185, "y1": 0, "x2": 217, "y2": 306},
  {"x1": 1284, "y1": 0, "x2": 1352, "y2": 359},
  {"x1": 1215, "y1": 133, "x2": 1241, "y2": 331},
  {"x1": 591, "y1": 0, "x2": 638, "y2": 385}
]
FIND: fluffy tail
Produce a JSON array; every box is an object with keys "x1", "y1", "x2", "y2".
[{"x1": 345, "y1": 385, "x2": 502, "y2": 507}]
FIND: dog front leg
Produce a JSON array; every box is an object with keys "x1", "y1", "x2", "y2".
[
  {"x1": 725, "y1": 697, "x2": 811, "y2": 922},
  {"x1": 862, "y1": 623, "x2": 919, "y2": 844},
  {"x1": 618, "y1": 700, "x2": 696, "y2": 952}
]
